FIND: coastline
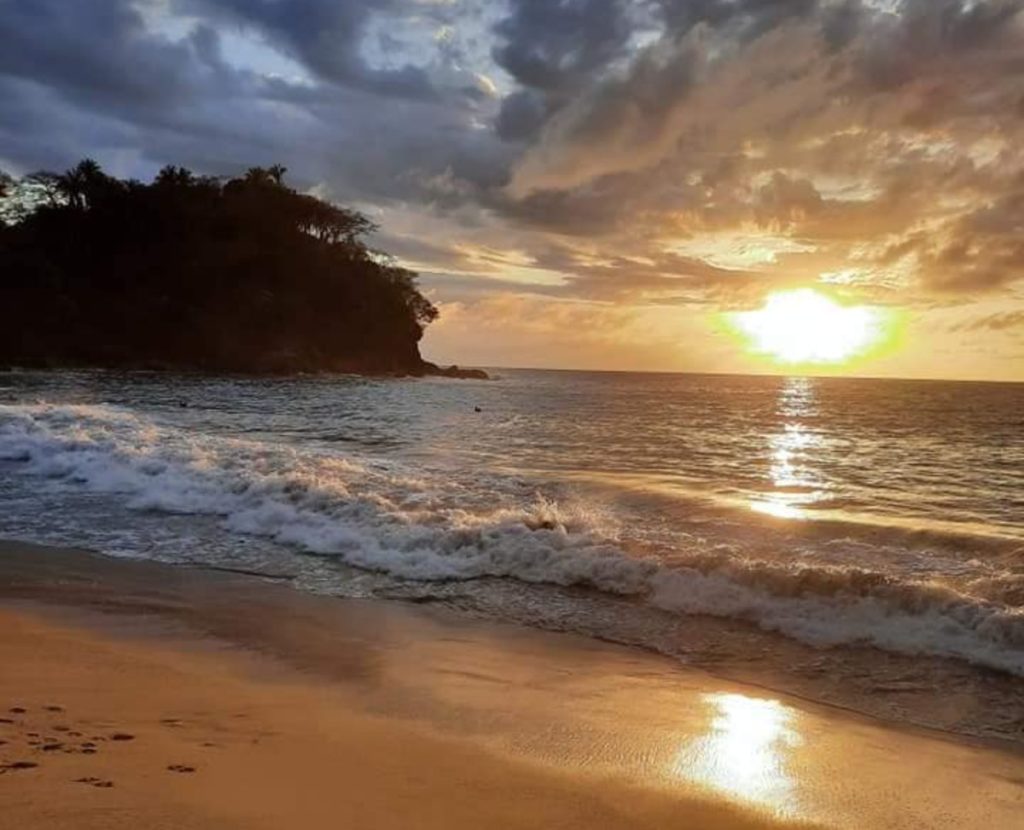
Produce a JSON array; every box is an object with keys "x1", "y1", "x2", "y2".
[
  {"x1": 0, "y1": 361, "x2": 490, "y2": 380},
  {"x1": 1, "y1": 540, "x2": 1021, "y2": 829}
]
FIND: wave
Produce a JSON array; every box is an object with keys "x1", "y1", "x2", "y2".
[{"x1": 1, "y1": 402, "x2": 1023, "y2": 675}]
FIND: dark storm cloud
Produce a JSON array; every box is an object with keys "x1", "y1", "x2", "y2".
[
  {"x1": 0, "y1": 0, "x2": 230, "y2": 117},
  {"x1": 0, "y1": 0, "x2": 510, "y2": 210},
  {"x1": 0, "y1": 0, "x2": 317, "y2": 175},
  {"x1": 489, "y1": 0, "x2": 638, "y2": 142},
  {"x1": 849, "y1": 0, "x2": 1024, "y2": 92},
  {"x1": 488, "y1": 0, "x2": 816, "y2": 146},
  {"x1": 492, "y1": 0, "x2": 635, "y2": 91},
  {"x1": 2, "y1": 0, "x2": 1024, "y2": 316},
  {"x1": 655, "y1": 0, "x2": 819, "y2": 39},
  {"x1": 179, "y1": 0, "x2": 435, "y2": 97},
  {"x1": 494, "y1": 89, "x2": 548, "y2": 141}
]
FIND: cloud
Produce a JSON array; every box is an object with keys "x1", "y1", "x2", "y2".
[
  {"x1": 874, "y1": 176, "x2": 1024, "y2": 293},
  {"x1": 421, "y1": 291, "x2": 713, "y2": 371},
  {"x1": 494, "y1": 89, "x2": 548, "y2": 141},
  {"x1": 2, "y1": 0, "x2": 1024, "y2": 373},
  {"x1": 954, "y1": 310, "x2": 1024, "y2": 332},
  {"x1": 179, "y1": 0, "x2": 435, "y2": 97},
  {"x1": 512, "y1": 1, "x2": 1024, "y2": 191},
  {"x1": 492, "y1": 0, "x2": 636, "y2": 92},
  {"x1": 0, "y1": 0, "x2": 512, "y2": 204}
]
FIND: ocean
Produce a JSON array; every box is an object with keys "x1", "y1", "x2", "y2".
[{"x1": 1, "y1": 369, "x2": 1022, "y2": 698}]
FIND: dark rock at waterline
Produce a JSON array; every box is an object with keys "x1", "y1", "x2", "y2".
[
  {"x1": 1, "y1": 358, "x2": 489, "y2": 381},
  {"x1": 420, "y1": 362, "x2": 489, "y2": 380}
]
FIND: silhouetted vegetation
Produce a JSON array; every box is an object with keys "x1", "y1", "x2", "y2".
[{"x1": 0, "y1": 159, "x2": 460, "y2": 375}]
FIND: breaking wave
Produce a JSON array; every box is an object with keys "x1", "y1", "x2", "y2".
[{"x1": 1, "y1": 402, "x2": 1022, "y2": 675}]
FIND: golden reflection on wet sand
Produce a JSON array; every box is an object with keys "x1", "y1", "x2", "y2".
[{"x1": 674, "y1": 693, "x2": 803, "y2": 816}]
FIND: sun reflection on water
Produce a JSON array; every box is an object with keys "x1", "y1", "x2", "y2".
[
  {"x1": 675, "y1": 693, "x2": 803, "y2": 814},
  {"x1": 750, "y1": 498, "x2": 804, "y2": 520},
  {"x1": 750, "y1": 378, "x2": 825, "y2": 520}
]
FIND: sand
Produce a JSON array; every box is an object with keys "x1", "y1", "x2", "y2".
[
  {"x1": 0, "y1": 608, "x2": 789, "y2": 830},
  {"x1": 0, "y1": 540, "x2": 1021, "y2": 829}
]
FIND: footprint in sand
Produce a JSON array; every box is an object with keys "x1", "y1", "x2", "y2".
[
  {"x1": 167, "y1": 764, "x2": 196, "y2": 773},
  {"x1": 0, "y1": 761, "x2": 38, "y2": 774},
  {"x1": 8, "y1": 707, "x2": 26, "y2": 714},
  {"x1": 74, "y1": 777, "x2": 113, "y2": 788},
  {"x1": 110, "y1": 733, "x2": 135, "y2": 742}
]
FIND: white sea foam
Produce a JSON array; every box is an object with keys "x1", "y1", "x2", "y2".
[{"x1": 1, "y1": 403, "x2": 1022, "y2": 675}]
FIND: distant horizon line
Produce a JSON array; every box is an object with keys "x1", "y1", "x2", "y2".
[
  {"x1": 447, "y1": 363, "x2": 1024, "y2": 386},
  {"x1": 3, "y1": 363, "x2": 1020, "y2": 386}
]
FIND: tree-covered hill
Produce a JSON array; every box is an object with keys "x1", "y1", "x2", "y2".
[{"x1": 0, "y1": 160, "x2": 474, "y2": 376}]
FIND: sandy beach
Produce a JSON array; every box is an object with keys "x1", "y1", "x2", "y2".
[{"x1": 0, "y1": 540, "x2": 1021, "y2": 829}]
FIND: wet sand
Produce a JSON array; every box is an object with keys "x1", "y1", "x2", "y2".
[{"x1": 0, "y1": 540, "x2": 1021, "y2": 829}]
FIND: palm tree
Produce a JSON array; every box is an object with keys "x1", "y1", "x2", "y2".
[
  {"x1": 57, "y1": 159, "x2": 108, "y2": 210},
  {"x1": 155, "y1": 166, "x2": 195, "y2": 188}
]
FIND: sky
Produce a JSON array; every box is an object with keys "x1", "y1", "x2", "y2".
[{"x1": 1, "y1": 0, "x2": 1023, "y2": 381}]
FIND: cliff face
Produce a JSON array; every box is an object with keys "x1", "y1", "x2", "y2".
[{"x1": 0, "y1": 162, "x2": 477, "y2": 378}]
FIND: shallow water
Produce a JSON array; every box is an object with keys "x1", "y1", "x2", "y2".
[{"x1": 0, "y1": 368, "x2": 1022, "y2": 678}]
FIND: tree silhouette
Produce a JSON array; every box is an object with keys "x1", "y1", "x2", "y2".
[{"x1": 0, "y1": 159, "x2": 460, "y2": 375}]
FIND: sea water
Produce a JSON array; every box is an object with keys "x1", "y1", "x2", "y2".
[{"x1": 1, "y1": 369, "x2": 1022, "y2": 684}]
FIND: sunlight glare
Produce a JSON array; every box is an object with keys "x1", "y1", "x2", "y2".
[
  {"x1": 675, "y1": 693, "x2": 802, "y2": 814},
  {"x1": 732, "y1": 289, "x2": 883, "y2": 364}
]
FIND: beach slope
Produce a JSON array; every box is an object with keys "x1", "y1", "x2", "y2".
[{"x1": 0, "y1": 541, "x2": 1020, "y2": 829}]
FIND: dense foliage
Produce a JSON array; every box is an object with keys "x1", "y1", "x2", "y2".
[{"x1": 0, "y1": 160, "x2": 439, "y2": 374}]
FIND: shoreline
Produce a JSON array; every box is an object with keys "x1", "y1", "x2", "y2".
[
  {"x1": 1, "y1": 540, "x2": 1022, "y2": 828},
  {"x1": 4, "y1": 535, "x2": 1024, "y2": 747},
  {"x1": 0, "y1": 361, "x2": 490, "y2": 380}
]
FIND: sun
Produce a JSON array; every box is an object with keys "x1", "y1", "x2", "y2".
[{"x1": 731, "y1": 289, "x2": 884, "y2": 365}]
